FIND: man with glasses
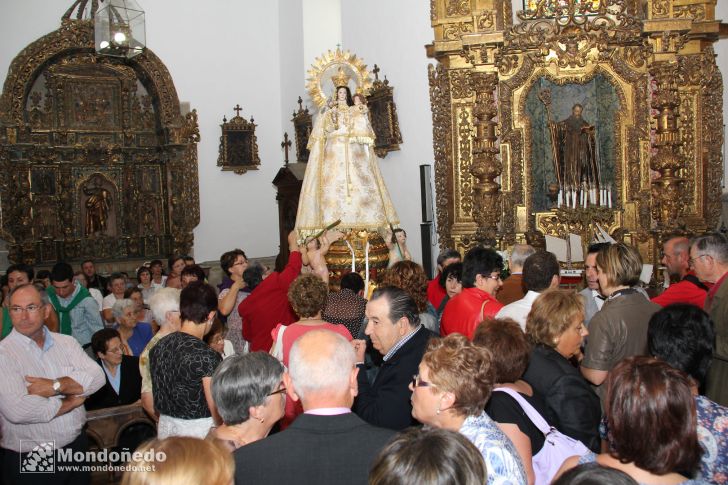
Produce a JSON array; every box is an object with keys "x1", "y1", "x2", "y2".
[
  {"x1": 441, "y1": 247, "x2": 504, "y2": 339},
  {"x1": 651, "y1": 236, "x2": 707, "y2": 308},
  {"x1": 690, "y1": 233, "x2": 728, "y2": 406},
  {"x1": 0, "y1": 283, "x2": 105, "y2": 484}
]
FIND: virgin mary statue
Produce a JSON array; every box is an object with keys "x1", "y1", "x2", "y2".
[{"x1": 295, "y1": 54, "x2": 399, "y2": 241}]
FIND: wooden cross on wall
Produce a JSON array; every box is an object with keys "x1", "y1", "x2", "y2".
[{"x1": 281, "y1": 132, "x2": 292, "y2": 165}]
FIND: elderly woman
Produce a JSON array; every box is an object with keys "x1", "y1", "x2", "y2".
[
  {"x1": 102, "y1": 272, "x2": 128, "y2": 323},
  {"x1": 380, "y1": 260, "x2": 439, "y2": 334},
  {"x1": 580, "y1": 243, "x2": 660, "y2": 403},
  {"x1": 112, "y1": 298, "x2": 153, "y2": 356},
  {"x1": 208, "y1": 352, "x2": 285, "y2": 450},
  {"x1": 86, "y1": 328, "x2": 142, "y2": 410},
  {"x1": 270, "y1": 273, "x2": 351, "y2": 428},
  {"x1": 475, "y1": 318, "x2": 547, "y2": 485},
  {"x1": 410, "y1": 334, "x2": 526, "y2": 484},
  {"x1": 522, "y1": 290, "x2": 601, "y2": 453},
  {"x1": 369, "y1": 427, "x2": 487, "y2": 485},
  {"x1": 559, "y1": 357, "x2": 704, "y2": 484}
]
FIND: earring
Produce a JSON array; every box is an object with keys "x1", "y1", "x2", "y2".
[
  {"x1": 436, "y1": 407, "x2": 441, "y2": 415},
  {"x1": 257, "y1": 417, "x2": 264, "y2": 424}
]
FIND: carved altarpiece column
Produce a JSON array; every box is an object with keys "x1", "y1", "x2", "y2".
[{"x1": 427, "y1": 0, "x2": 725, "y2": 275}]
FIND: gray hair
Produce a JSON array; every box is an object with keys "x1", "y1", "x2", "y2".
[
  {"x1": 211, "y1": 352, "x2": 283, "y2": 425},
  {"x1": 509, "y1": 244, "x2": 536, "y2": 270},
  {"x1": 8, "y1": 283, "x2": 47, "y2": 306},
  {"x1": 288, "y1": 330, "x2": 356, "y2": 401},
  {"x1": 691, "y1": 233, "x2": 728, "y2": 265},
  {"x1": 369, "y1": 286, "x2": 420, "y2": 327},
  {"x1": 148, "y1": 288, "x2": 181, "y2": 327},
  {"x1": 437, "y1": 249, "x2": 461, "y2": 267},
  {"x1": 111, "y1": 298, "x2": 135, "y2": 320}
]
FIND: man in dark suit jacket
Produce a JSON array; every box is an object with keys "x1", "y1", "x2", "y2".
[
  {"x1": 85, "y1": 328, "x2": 142, "y2": 410},
  {"x1": 353, "y1": 286, "x2": 434, "y2": 430},
  {"x1": 234, "y1": 330, "x2": 394, "y2": 485}
]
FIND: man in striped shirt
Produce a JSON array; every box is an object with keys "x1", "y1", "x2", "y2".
[{"x1": 0, "y1": 284, "x2": 105, "y2": 485}]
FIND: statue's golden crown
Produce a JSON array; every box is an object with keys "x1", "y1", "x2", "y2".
[{"x1": 330, "y1": 67, "x2": 351, "y2": 88}]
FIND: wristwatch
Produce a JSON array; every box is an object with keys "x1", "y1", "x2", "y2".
[{"x1": 52, "y1": 379, "x2": 62, "y2": 395}]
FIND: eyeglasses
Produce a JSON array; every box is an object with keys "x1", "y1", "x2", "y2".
[
  {"x1": 268, "y1": 385, "x2": 287, "y2": 396},
  {"x1": 411, "y1": 374, "x2": 436, "y2": 388},
  {"x1": 688, "y1": 254, "x2": 709, "y2": 267},
  {"x1": 484, "y1": 273, "x2": 501, "y2": 281},
  {"x1": 9, "y1": 304, "x2": 43, "y2": 315},
  {"x1": 106, "y1": 346, "x2": 124, "y2": 354},
  {"x1": 232, "y1": 260, "x2": 248, "y2": 267}
]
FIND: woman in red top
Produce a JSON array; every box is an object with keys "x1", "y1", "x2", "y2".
[
  {"x1": 440, "y1": 247, "x2": 504, "y2": 339},
  {"x1": 270, "y1": 273, "x2": 352, "y2": 428}
]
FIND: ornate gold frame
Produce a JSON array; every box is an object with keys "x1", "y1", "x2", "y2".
[
  {"x1": 0, "y1": 11, "x2": 200, "y2": 263},
  {"x1": 427, "y1": 0, "x2": 724, "y2": 270},
  {"x1": 217, "y1": 105, "x2": 260, "y2": 175}
]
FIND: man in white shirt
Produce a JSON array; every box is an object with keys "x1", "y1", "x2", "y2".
[
  {"x1": 579, "y1": 243, "x2": 610, "y2": 325},
  {"x1": 497, "y1": 250, "x2": 561, "y2": 331},
  {"x1": 0, "y1": 284, "x2": 105, "y2": 484}
]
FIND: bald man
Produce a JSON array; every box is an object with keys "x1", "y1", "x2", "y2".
[
  {"x1": 234, "y1": 330, "x2": 394, "y2": 485},
  {"x1": 651, "y1": 236, "x2": 707, "y2": 308}
]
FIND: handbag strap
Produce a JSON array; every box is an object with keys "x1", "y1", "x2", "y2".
[{"x1": 493, "y1": 386, "x2": 551, "y2": 435}]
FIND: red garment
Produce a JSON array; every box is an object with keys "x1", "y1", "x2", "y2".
[
  {"x1": 239, "y1": 251, "x2": 302, "y2": 352},
  {"x1": 651, "y1": 272, "x2": 707, "y2": 309},
  {"x1": 427, "y1": 274, "x2": 446, "y2": 310},
  {"x1": 271, "y1": 322, "x2": 353, "y2": 429},
  {"x1": 440, "y1": 287, "x2": 503, "y2": 339}
]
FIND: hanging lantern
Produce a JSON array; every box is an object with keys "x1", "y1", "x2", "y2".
[{"x1": 95, "y1": 0, "x2": 145, "y2": 58}]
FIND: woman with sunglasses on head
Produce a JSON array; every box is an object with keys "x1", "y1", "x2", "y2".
[{"x1": 208, "y1": 352, "x2": 286, "y2": 451}]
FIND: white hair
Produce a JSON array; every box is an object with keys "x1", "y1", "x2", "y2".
[
  {"x1": 288, "y1": 330, "x2": 355, "y2": 401},
  {"x1": 148, "y1": 288, "x2": 181, "y2": 327},
  {"x1": 509, "y1": 244, "x2": 536, "y2": 270}
]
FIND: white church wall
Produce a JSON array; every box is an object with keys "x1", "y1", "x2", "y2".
[{"x1": 341, "y1": 0, "x2": 437, "y2": 270}]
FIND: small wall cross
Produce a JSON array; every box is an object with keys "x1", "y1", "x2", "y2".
[{"x1": 281, "y1": 132, "x2": 292, "y2": 164}]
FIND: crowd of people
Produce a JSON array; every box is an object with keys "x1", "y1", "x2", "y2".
[{"x1": 0, "y1": 230, "x2": 727, "y2": 485}]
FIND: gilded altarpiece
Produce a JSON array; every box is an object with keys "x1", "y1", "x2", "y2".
[
  {"x1": 0, "y1": 10, "x2": 200, "y2": 264},
  {"x1": 427, "y1": 0, "x2": 725, "y2": 272}
]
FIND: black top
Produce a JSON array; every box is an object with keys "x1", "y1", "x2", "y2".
[
  {"x1": 85, "y1": 355, "x2": 142, "y2": 410},
  {"x1": 322, "y1": 289, "x2": 367, "y2": 338},
  {"x1": 149, "y1": 332, "x2": 222, "y2": 419},
  {"x1": 234, "y1": 412, "x2": 395, "y2": 485},
  {"x1": 87, "y1": 273, "x2": 108, "y2": 296},
  {"x1": 485, "y1": 389, "x2": 547, "y2": 454},
  {"x1": 354, "y1": 326, "x2": 436, "y2": 430},
  {"x1": 522, "y1": 344, "x2": 601, "y2": 453}
]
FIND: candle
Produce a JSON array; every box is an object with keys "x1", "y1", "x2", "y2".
[
  {"x1": 557, "y1": 190, "x2": 563, "y2": 207},
  {"x1": 607, "y1": 188, "x2": 612, "y2": 209}
]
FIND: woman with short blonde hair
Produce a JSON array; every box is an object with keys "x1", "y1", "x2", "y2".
[
  {"x1": 581, "y1": 243, "x2": 660, "y2": 403},
  {"x1": 410, "y1": 334, "x2": 526, "y2": 483},
  {"x1": 121, "y1": 436, "x2": 233, "y2": 485},
  {"x1": 522, "y1": 290, "x2": 601, "y2": 452}
]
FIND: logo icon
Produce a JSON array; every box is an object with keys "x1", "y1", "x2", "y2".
[{"x1": 20, "y1": 441, "x2": 55, "y2": 473}]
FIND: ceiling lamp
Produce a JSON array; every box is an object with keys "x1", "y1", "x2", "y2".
[{"x1": 95, "y1": 0, "x2": 145, "y2": 58}]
